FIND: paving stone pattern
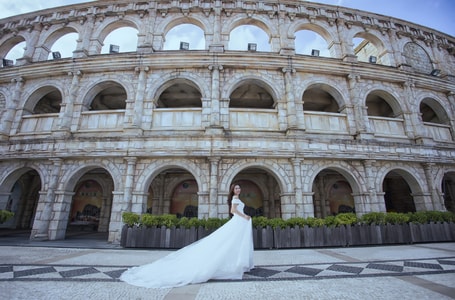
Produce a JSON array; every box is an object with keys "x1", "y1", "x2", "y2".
[{"x1": 2, "y1": 257, "x2": 454, "y2": 284}]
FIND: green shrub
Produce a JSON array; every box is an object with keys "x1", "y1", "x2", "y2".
[
  {"x1": 304, "y1": 217, "x2": 325, "y2": 227},
  {"x1": 361, "y1": 212, "x2": 386, "y2": 225},
  {"x1": 205, "y1": 218, "x2": 227, "y2": 229},
  {"x1": 384, "y1": 212, "x2": 409, "y2": 224},
  {"x1": 269, "y1": 218, "x2": 286, "y2": 229},
  {"x1": 252, "y1": 216, "x2": 269, "y2": 228},
  {"x1": 286, "y1": 217, "x2": 306, "y2": 227},
  {"x1": 408, "y1": 211, "x2": 428, "y2": 224},
  {"x1": 0, "y1": 210, "x2": 14, "y2": 224},
  {"x1": 335, "y1": 213, "x2": 359, "y2": 226},
  {"x1": 141, "y1": 214, "x2": 160, "y2": 227},
  {"x1": 122, "y1": 212, "x2": 140, "y2": 227},
  {"x1": 324, "y1": 215, "x2": 337, "y2": 227},
  {"x1": 188, "y1": 217, "x2": 203, "y2": 228}
]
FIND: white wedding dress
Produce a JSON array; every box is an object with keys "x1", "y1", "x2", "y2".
[{"x1": 120, "y1": 198, "x2": 254, "y2": 288}]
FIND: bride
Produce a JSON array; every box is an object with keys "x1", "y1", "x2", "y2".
[{"x1": 120, "y1": 183, "x2": 254, "y2": 288}]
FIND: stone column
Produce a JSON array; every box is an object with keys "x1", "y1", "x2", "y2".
[
  {"x1": 401, "y1": 81, "x2": 418, "y2": 139},
  {"x1": 280, "y1": 193, "x2": 294, "y2": 219},
  {"x1": 48, "y1": 191, "x2": 74, "y2": 240},
  {"x1": 265, "y1": 175, "x2": 274, "y2": 217},
  {"x1": 108, "y1": 191, "x2": 126, "y2": 244},
  {"x1": 207, "y1": 64, "x2": 223, "y2": 133},
  {"x1": 1, "y1": 77, "x2": 24, "y2": 137},
  {"x1": 446, "y1": 91, "x2": 455, "y2": 141},
  {"x1": 208, "y1": 157, "x2": 220, "y2": 218},
  {"x1": 125, "y1": 67, "x2": 148, "y2": 133},
  {"x1": 58, "y1": 71, "x2": 82, "y2": 132},
  {"x1": 74, "y1": 15, "x2": 95, "y2": 57},
  {"x1": 362, "y1": 159, "x2": 384, "y2": 212},
  {"x1": 209, "y1": 7, "x2": 224, "y2": 52},
  {"x1": 302, "y1": 192, "x2": 315, "y2": 218},
  {"x1": 347, "y1": 74, "x2": 370, "y2": 138},
  {"x1": 124, "y1": 157, "x2": 137, "y2": 212},
  {"x1": 31, "y1": 158, "x2": 63, "y2": 240},
  {"x1": 282, "y1": 67, "x2": 299, "y2": 132},
  {"x1": 422, "y1": 163, "x2": 444, "y2": 210},
  {"x1": 291, "y1": 158, "x2": 304, "y2": 217}
]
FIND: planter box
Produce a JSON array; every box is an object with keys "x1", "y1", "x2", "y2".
[{"x1": 121, "y1": 222, "x2": 455, "y2": 249}]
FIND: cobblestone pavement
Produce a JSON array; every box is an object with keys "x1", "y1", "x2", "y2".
[{"x1": 0, "y1": 238, "x2": 454, "y2": 299}]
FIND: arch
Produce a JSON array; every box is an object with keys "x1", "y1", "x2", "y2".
[
  {"x1": 81, "y1": 80, "x2": 129, "y2": 110},
  {"x1": 223, "y1": 15, "x2": 277, "y2": 52},
  {"x1": 306, "y1": 163, "x2": 364, "y2": 196},
  {"x1": 0, "y1": 35, "x2": 26, "y2": 63},
  {"x1": 163, "y1": 23, "x2": 205, "y2": 50},
  {"x1": 229, "y1": 79, "x2": 275, "y2": 108},
  {"x1": 365, "y1": 90, "x2": 403, "y2": 117},
  {"x1": 135, "y1": 159, "x2": 206, "y2": 196},
  {"x1": 156, "y1": 78, "x2": 203, "y2": 108},
  {"x1": 219, "y1": 160, "x2": 292, "y2": 196},
  {"x1": 419, "y1": 97, "x2": 450, "y2": 124},
  {"x1": 353, "y1": 30, "x2": 392, "y2": 65},
  {"x1": 302, "y1": 83, "x2": 345, "y2": 112},
  {"x1": 148, "y1": 72, "x2": 210, "y2": 103},
  {"x1": 224, "y1": 75, "x2": 280, "y2": 107},
  {"x1": 59, "y1": 161, "x2": 123, "y2": 196},
  {"x1": 37, "y1": 26, "x2": 79, "y2": 60},
  {"x1": 291, "y1": 22, "x2": 337, "y2": 57},
  {"x1": 228, "y1": 24, "x2": 271, "y2": 52},
  {"x1": 23, "y1": 86, "x2": 63, "y2": 115}
]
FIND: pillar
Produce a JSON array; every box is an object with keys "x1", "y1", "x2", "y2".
[
  {"x1": 291, "y1": 158, "x2": 304, "y2": 217},
  {"x1": 208, "y1": 157, "x2": 220, "y2": 218},
  {"x1": 31, "y1": 158, "x2": 63, "y2": 240},
  {"x1": 423, "y1": 163, "x2": 444, "y2": 210},
  {"x1": 124, "y1": 157, "x2": 137, "y2": 212}
]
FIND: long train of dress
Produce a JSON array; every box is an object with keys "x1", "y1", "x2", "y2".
[{"x1": 120, "y1": 198, "x2": 254, "y2": 288}]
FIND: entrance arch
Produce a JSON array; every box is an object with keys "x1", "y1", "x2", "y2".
[
  {"x1": 0, "y1": 168, "x2": 41, "y2": 229},
  {"x1": 383, "y1": 170, "x2": 417, "y2": 213},
  {"x1": 312, "y1": 169, "x2": 356, "y2": 218},
  {"x1": 442, "y1": 172, "x2": 455, "y2": 213}
]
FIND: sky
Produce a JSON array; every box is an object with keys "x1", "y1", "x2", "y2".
[{"x1": 0, "y1": 0, "x2": 453, "y2": 61}]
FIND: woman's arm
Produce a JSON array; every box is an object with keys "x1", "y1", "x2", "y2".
[{"x1": 230, "y1": 203, "x2": 251, "y2": 220}]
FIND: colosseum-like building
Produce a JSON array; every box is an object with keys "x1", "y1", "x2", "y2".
[{"x1": 0, "y1": 0, "x2": 454, "y2": 244}]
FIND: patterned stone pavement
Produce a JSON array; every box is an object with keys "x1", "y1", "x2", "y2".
[
  {"x1": 0, "y1": 239, "x2": 454, "y2": 299},
  {"x1": 1, "y1": 256, "x2": 454, "y2": 283}
]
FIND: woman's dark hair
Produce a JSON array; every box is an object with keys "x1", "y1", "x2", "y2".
[{"x1": 227, "y1": 183, "x2": 239, "y2": 218}]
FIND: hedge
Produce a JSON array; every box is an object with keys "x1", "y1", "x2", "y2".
[{"x1": 122, "y1": 211, "x2": 455, "y2": 229}]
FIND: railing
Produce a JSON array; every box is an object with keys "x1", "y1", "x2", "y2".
[
  {"x1": 304, "y1": 111, "x2": 348, "y2": 134},
  {"x1": 152, "y1": 108, "x2": 202, "y2": 129},
  {"x1": 369, "y1": 116, "x2": 407, "y2": 137},
  {"x1": 79, "y1": 110, "x2": 125, "y2": 131},
  {"x1": 230, "y1": 108, "x2": 279, "y2": 131},
  {"x1": 424, "y1": 122, "x2": 453, "y2": 141},
  {"x1": 19, "y1": 113, "x2": 58, "y2": 133}
]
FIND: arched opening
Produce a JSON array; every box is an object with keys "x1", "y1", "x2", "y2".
[
  {"x1": 383, "y1": 171, "x2": 416, "y2": 213},
  {"x1": 1, "y1": 40, "x2": 26, "y2": 65},
  {"x1": 101, "y1": 27, "x2": 138, "y2": 54},
  {"x1": 366, "y1": 91, "x2": 398, "y2": 118},
  {"x1": 353, "y1": 32, "x2": 390, "y2": 65},
  {"x1": 47, "y1": 32, "x2": 78, "y2": 59},
  {"x1": 147, "y1": 168, "x2": 198, "y2": 216},
  {"x1": 32, "y1": 88, "x2": 62, "y2": 114},
  {"x1": 302, "y1": 85, "x2": 340, "y2": 113},
  {"x1": 1, "y1": 169, "x2": 41, "y2": 230},
  {"x1": 157, "y1": 80, "x2": 202, "y2": 108},
  {"x1": 163, "y1": 24, "x2": 205, "y2": 50},
  {"x1": 295, "y1": 30, "x2": 331, "y2": 57},
  {"x1": 442, "y1": 172, "x2": 455, "y2": 213},
  {"x1": 231, "y1": 168, "x2": 281, "y2": 218},
  {"x1": 89, "y1": 82, "x2": 127, "y2": 110},
  {"x1": 420, "y1": 98, "x2": 448, "y2": 124},
  {"x1": 229, "y1": 25, "x2": 271, "y2": 52},
  {"x1": 229, "y1": 80, "x2": 274, "y2": 109},
  {"x1": 312, "y1": 169, "x2": 355, "y2": 218},
  {"x1": 170, "y1": 180, "x2": 199, "y2": 218},
  {"x1": 67, "y1": 168, "x2": 113, "y2": 236}
]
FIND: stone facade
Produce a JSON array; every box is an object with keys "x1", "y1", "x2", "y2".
[{"x1": 0, "y1": 0, "x2": 454, "y2": 244}]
